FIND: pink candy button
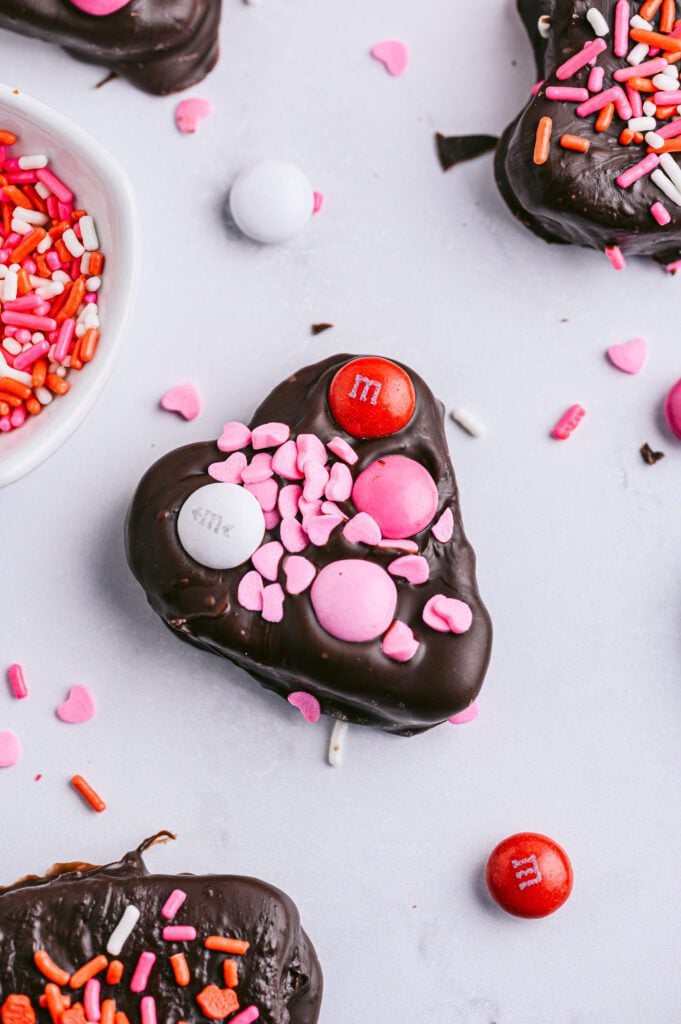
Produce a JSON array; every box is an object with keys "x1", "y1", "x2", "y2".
[
  {"x1": 664, "y1": 378, "x2": 681, "y2": 439},
  {"x1": 352, "y1": 455, "x2": 438, "y2": 539},
  {"x1": 69, "y1": 0, "x2": 132, "y2": 14},
  {"x1": 310, "y1": 559, "x2": 397, "y2": 642}
]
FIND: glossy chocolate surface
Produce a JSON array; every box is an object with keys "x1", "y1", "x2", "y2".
[
  {"x1": 126, "y1": 355, "x2": 492, "y2": 736},
  {"x1": 0, "y1": 834, "x2": 322, "y2": 1024},
  {"x1": 495, "y1": 0, "x2": 681, "y2": 264},
  {"x1": 0, "y1": 0, "x2": 221, "y2": 94}
]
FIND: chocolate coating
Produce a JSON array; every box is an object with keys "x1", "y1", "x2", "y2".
[
  {"x1": 126, "y1": 355, "x2": 492, "y2": 737},
  {"x1": 495, "y1": 0, "x2": 681, "y2": 265},
  {"x1": 0, "y1": 834, "x2": 322, "y2": 1024},
  {"x1": 0, "y1": 0, "x2": 221, "y2": 95}
]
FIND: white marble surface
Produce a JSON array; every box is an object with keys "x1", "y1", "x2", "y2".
[{"x1": 1, "y1": 2, "x2": 680, "y2": 1022}]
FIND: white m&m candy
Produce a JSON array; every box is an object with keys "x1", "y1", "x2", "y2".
[
  {"x1": 177, "y1": 483, "x2": 265, "y2": 570},
  {"x1": 228, "y1": 160, "x2": 315, "y2": 244}
]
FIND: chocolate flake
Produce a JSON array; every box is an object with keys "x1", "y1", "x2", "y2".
[
  {"x1": 311, "y1": 323, "x2": 334, "y2": 335},
  {"x1": 435, "y1": 132, "x2": 498, "y2": 172},
  {"x1": 640, "y1": 443, "x2": 665, "y2": 466}
]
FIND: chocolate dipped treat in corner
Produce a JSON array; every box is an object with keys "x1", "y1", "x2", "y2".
[
  {"x1": 0, "y1": 0, "x2": 221, "y2": 95},
  {"x1": 496, "y1": 0, "x2": 681, "y2": 268},
  {"x1": 126, "y1": 355, "x2": 492, "y2": 736},
  {"x1": 0, "y1": 833, "x2": 322, "y2": 1024}
]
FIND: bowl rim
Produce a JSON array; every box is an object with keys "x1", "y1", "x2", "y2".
[{"x1": 0, "y1": 82, "x2": 140, "y2": 488}]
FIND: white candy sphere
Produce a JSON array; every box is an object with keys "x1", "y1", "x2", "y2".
[
  {"x1": 229, "y1": 159, "x2": 315, "y2": 244},
  {"x1": 177, "y1": 483, "x2": 265, "y2": 570}
]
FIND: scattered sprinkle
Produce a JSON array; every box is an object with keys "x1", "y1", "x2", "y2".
[
  {"x1": 7, "y1": 662, "x2": 28, "y2": 699},
  {"x1": 174, "y1": 98, "x2": 213, "y2": 134},
  {"x1": 311, "y1": 322, "x2": 333, "y2": 335},
  {"x1": 551, "y1": 404, "x2": 586, "y2": 441},
  {"x1": 450, "y1": 406, "x2": 486, "y2": 437},
  {"x1": 107, "y1": 905, "x2": 141, "y2": 956},
  {"x1": 370, "y1": 39, "x2": 409, "y2": 77},
  {"x1": 56, "y1": 683, "x2": 96, "y2": 724},
  {"x1": 287, "y1": 691, "x2": 321, "y2": 723},
  {"x1": 70, "y1": 773, "x2": 107, "y2": 813},
  {"x1": 161, "y1": 888, "x2": 188, "y2": 921},
  {"x1": 0, "y1": 730, "x2": 21, "y2": 768},
  {"x1": 160, "y1": 383, "x2": 201, "y2": 421},
  {"x1": 607, "y1": 336, "x2": 648, "y2": 374},
  {"x1": 328, "y1": 720, "x2": 348, "y2": 767}
]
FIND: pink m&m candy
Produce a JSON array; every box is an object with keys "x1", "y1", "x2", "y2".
[
  {"x1": 352, "y1": 455, "x2": 438, "y2": 539},
  {"x1": 664, "y1": 378, "x2": 681, "y2": 439},
  {"x1": 310, "y1": 560, "x2": 397, "y2": 642},
  {"x1": 69, "y1": 0, "x2": 132, "y2": 13}
]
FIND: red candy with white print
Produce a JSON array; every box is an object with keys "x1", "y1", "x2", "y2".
[
  {"x1": 127, "y1": 355, "x2": 492, "y2": 735},
  {"x1": 486, "y1": 833, "x2": 574, "y2": 918},
  {"x1": 328, "y1": 356, "x2": 416, "y2": 439}
]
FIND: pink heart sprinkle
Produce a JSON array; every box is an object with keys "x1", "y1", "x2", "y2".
[
  {"x1": 432, "y1": 507, "x2": 454, "y2": 543},
  {"x1": 343, "y1": 512, "x2": 382, "y2": 546},
  {"x1": 252, "y1": 541, "x2": 284, "y2": 582},
  {"x1": 370, "y1": 39, "x2": 409, "y2": 77},
  {"x1": 422, "y1": 595, "x2": 452, "y2": 633},
  {"x1": 321, "y1": 500, "x2": 347, "y2": 520},
  {"x1": 297, "y1": 434, "x2": 327, "y2": 472},
  {"x1": 303, "y1": 462, "x2": 330, "y2": 502},
  {"x1": 306, "y1": 514, "x2": 343, "y2": 547},
  {"x1": 244, "y1": 478, "x2": 279, "y2": 512},
  {"x1": 278, "y1": 484, "x2": 303, "y2": 519},
  {"x1": 272, "y1": 440, "x2": 304, "y2": 480},
  {"x1": 175, "y1": 97, "x2": 213, "y2": 135},
  {"x1": 288, "y1": 691, "x2": 321, "y2": 723},
  {"x1": 218, "y1": 421, "x2": 251, "y2": 453},
  {"x1": 281, "y1": 517, "x2": 308, "y2": 553},
  {"x1": 0, "y1": 731, "x2": 20, "y2": 768},
  {"x1": 381, "y1": 621, "x2": 420, "y2": 662},
  {"x1": 448, "y1": 700, "x2": 480, "y2": 725},
  {"x1": 607, "y1": 336, "x2": 648, "y2": 375},
  {"x1": 377, "y1": 538, "x2": 419, "y2": 553},
  {"x1": 327, "y1": 436, "x2": 358, "y2": 465},
  {"x1": 68, "y1": 0, "x2": 131, "y2": 14},
  {"x1": 325, "y1": 462, "x2": 353, "y2": 502},
  {"x1": 313, "y1": 192, "x2": 324, "y2": 214},
  {"x1": 262, "y1": 583, "x2": 285, "y2": 623},
  {"x1": 160, "y1": 383, "x2": 201, "y2": 421},
  {"x1": 56, "y1": 684, "x2": 96, "y2": 724},
  {"x1": 252, "y1": 422, "x2": 290, "y2": 450},
  {"x1": 299, "y1": 497, "x2": 323, "y2": 522},
  {"x1": 241, "y1": 453, "x2": 274, "y2": 484},
  {"x1": 264, "y1": 509, "x2": 281, "y2": 530},
  {"x1": 388, "y1": 555, "x2": 429, "y2": 585},
  {"x1": 208, "y1": 451, "x2": 247, "y2": 484},
  {"x1": 238, "y1": 570, "x2": 264, "y2": 612},
  {"x1": 284, "y1": 556, "x2": 316, "y2": 595},
  {"x1": 434, "y1": 596, "x2": 473, "y2": 635}
]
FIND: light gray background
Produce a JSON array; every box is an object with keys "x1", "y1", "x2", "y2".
[{"x1": 1, "y1": 2, "x2": 680, "y2": 1022}]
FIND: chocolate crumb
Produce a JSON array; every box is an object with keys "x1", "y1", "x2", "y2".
[
  {"x1": 435, "y1": 132, "x2": 498, "y2": 172},
  {"x1": 311, "y1": 323, "x2": 333, "y2": 336},
  {"x1": 95, "y1": 70, "x2": 119, "y2": 89},
  {"x1": 640, "y1": 443, "x2": 665, "y2": 466}
]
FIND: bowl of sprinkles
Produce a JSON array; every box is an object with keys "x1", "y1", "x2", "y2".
[{"x1": 0, "y1": 83, "x2": 138, "y2": 487}]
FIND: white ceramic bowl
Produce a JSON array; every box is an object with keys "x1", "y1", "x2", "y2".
[{"x1": 0, "y1": 83, "x2": 139, "y2": 487}]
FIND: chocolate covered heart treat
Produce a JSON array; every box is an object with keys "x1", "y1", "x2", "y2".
[
  {"x1": 496, "y1": 0, "x2": 681, "y2": 268},
  {"x1": 126, "y1": 355, "x2": 492, "y2": 736},
  {"x1": 0, "y1": 833, "x2": 322, "y2": 1024},
  {"x1": 0, "y1": 0, "x2": 221, "y2": 95}
]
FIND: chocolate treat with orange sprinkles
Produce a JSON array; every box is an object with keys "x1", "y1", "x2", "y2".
[
  {"x1": 0, "y1": 833, "x2": 323, "y2": 1024},
  {"x1": 496, "y1": 0, "x2": 681, "y2": 268},
  {"x1": 0, "y1": 0, "x2": 221, "y2": 96}
]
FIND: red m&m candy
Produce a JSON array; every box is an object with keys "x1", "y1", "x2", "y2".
[
  {"x1": 485, "y1": 832, "x2": 573, "y2": 918},
  {"x1": 328, "y1": 357, "x2": 416, "y2": 439}
]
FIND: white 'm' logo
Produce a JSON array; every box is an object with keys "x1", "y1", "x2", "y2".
[
  {"x1": 348, "y1": 374, "x2": 382, "y2": 405},
  {"x1": 511, "y1": 854, "x2": 542, "y2": 890}
]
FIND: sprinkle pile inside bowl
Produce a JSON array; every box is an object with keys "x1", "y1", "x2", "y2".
[{"x1": 0, "y1": 129, "x2": 105, "y2": 433}]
